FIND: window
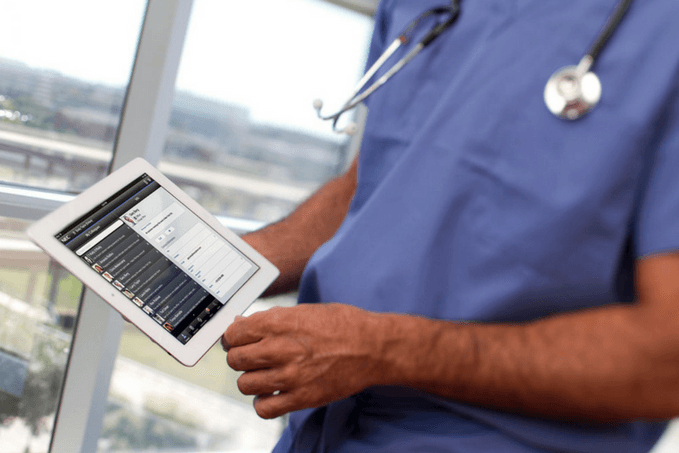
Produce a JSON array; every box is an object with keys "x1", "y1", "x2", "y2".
[
  {"x1": 0, "y1": 2, "x2": 146, "y2": 452},
  {"x1": 1, "y1": 1, "x2": 679, "y2": 452},
  {"x1": 0, "y1": 0, "x2": 145, "y2": 193},
  {"x1": 0, "y1": 217, "x2": 82, "y2": 452},
  {"x1": 159, "y1": 0, "x2": 373, "y2": 224},
  {"x1": 98, "y1": 0, "x2": 373, "y2": 451}
]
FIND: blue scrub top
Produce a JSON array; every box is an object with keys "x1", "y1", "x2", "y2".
[{"x1": 276, "y1": 0, "x2": 679, "y2": 452}]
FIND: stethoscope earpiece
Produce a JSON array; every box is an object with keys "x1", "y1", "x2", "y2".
[
  {"x1": 314, "y1": 2, "x2": 461, "y2": 134},
  {"x1": 314, "y1": 99, "x2": 359, "y2": 135},
  {"x1": 315, "y1": 0, "x2": 631, "y2": 130}
]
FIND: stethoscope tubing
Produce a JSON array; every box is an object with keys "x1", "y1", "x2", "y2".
[
  {"x1": 315, "y1": 1, "x2": 461, "y2": 131},
  {"x1": 586, "y1": 0, "x2": 632, "y2": 61},
  {"x1": 316, "y1": 0, "x2": 633, "y2": 131},
  {"x1": 544, "y1": 0, "x2": 632, "y2": 120}
]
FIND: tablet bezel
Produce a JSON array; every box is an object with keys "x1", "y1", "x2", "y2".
[{"x1": 26, "y1": 157, "x2": 279, "y2": 366}]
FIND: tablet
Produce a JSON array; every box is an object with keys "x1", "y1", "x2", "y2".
[{"x1": 26, "y1": 158, "x2": 279, "y2": 366}]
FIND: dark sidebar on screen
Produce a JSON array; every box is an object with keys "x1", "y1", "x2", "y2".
[{"x1": 55, "y1": 174, "x2": 232, "y2": 344}]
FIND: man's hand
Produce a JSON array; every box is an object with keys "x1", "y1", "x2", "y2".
[
  {"x1": 222, "y1": 304, "x2": 387, "y2": 419},
  {"x1": 222, "y1": 254, "x2": 679, "y2": 422}
]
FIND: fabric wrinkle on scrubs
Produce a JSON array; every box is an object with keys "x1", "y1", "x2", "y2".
[{"x1": 275, "y1": 0, "x2": 679, "y2": 452}]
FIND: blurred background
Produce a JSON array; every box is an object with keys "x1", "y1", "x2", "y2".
[
  {"x1": 1, "y1": 1, "x2": 678, "y2": 452},
  {"x1": 0, "y1": 0, "x2": 373, "y2": 451}
]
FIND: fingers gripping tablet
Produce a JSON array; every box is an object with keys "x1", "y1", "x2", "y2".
[{"x1": 26, "y1": 158, "x2": 279, "y2": 366}]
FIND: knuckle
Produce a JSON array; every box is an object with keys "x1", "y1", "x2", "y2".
[
  {"x1": 226, "y1": 350, "x2": 243, "y2": 370},
  {"x1": 269, "y1": 305, "x2": 293, "y2": 323},
  {"x1": 269, "y1": 306, "x2": 285, "y2": 314},
  {"x1": 279, "y1": 365, "x2": 298, "y2": 387},
  {"x1": 223, "y1": 327, "x2": 238, "y2": 347},
  {"x1": 237, "y1": 374, "x2": 254, "y2": 395},
  {"x1": 255, "y1": 401, "x2": 277, "y2": 419},
  {"x1": 260, "y1": 308, "x2": 281, "y2": 328},
  {"x1": 221, "y1": 332, "x2": 230, "y2": 351},
  {"x1": 252, "y1": 308, "x2": 274, "y2": 322}
]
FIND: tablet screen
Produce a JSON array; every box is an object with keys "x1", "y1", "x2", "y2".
[{"x1": 55, "y1": 174, "x2": 259, "y2": 345}]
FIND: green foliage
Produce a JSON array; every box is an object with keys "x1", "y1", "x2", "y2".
[
  {"x1": 0, "y1": 266, "x2": 82, "y2": 313},
  {"x1": 0, "y1": 97, "x2": 13, "y2": 110},
  {"x1": 55, "y1": 274, "x2": 82, "y2": 310},
  {"x1": 101, "y1": 401, "x2": 199, "y2": 450},
  {"x1": 0, "y1": 308, "x2": 36, "y2": 357},
  {"x1": 0, "y1": 330, "x2": 68, "y2": 435},
  {"x1": 0, "y1": 391, "x2": 19, "y2": 419},
  {"x1": 0, "y1": 268, "x2": 35, "y2": 302},
  {"x1": 117, "y1": 325, "x2": 249, "y2": 404},
  {"x1": 5, "y1": 95, "x2": 55, "y2": 130},
  {"x1": 143, "y1": 395, "x2": 199, "y2": 429}
]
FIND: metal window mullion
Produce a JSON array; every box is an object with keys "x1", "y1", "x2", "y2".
[
  {"x1": 48, "y1": 1, "x2": 194, "y2": 452},
  {"x1": 0, "y1": 186, "x2": 74, "y2": 221},
  {"x1": 323, "y1": 0, "x2": 378, "y2": 16}
]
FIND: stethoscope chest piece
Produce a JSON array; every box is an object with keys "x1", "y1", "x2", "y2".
[
  {"x1": 544, "y1": 56, "x2": 601, "y2": 121},
  {"x1": 315, "y1": 0, "x2": 631, "y2": 129}
]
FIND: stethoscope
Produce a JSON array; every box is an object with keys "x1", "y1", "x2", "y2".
[{"x1": 314, "y1": 0, "x2": 632, "y2": 134}]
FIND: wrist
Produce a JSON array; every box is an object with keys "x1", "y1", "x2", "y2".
[
  {"x1": 369, "y1": 313, "x2": 476, "y2": 398},
  {"x1": 241, "y1": 230, "x2": 302, "y2": 297},
  {"x1": 365, "y1": 312, "x2": 434, "y2": 388}
]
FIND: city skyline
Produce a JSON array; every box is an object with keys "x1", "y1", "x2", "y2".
[{"x1": 0, "y1": 0, "x2": 373, "y2": 139}]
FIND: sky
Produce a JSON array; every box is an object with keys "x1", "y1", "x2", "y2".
[{"x1": 0, "y1": 0, "x2": 373, "y2": 139}]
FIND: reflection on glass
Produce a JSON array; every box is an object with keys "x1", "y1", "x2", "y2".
[
  {"x1": 160, "y1": 0, "x2": 374, "y2": 224},
  {"x1": 0, "y1": 1, "x2": 146, "y2": 193},
  {"x1": 0, "y1": 217, "x2": 83, "y2": 452}
]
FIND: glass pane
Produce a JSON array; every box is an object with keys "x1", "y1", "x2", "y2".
[
  {"x1": 0, "y1": 217, "x2": 83, "y2": 452},
  {"x1": 159, "y1": 0, "x2": 374, "y2": 224},
  {"x1": 99, "y1": 1, "x2": 373, "y2": 451},
  {"x1": 0, "y1": 0, "x2": 146, "y2": 193},
  {"x1": 99, "y1": 297, "x2": 293, "y2": 453}
]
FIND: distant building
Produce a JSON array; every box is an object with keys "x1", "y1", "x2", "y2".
[
  {"x1": 0, "y1": 58, "x2": 349, "y2": 222},
  {"x1": 54, "y1": 107, "x2": 118, "y2": 142}
]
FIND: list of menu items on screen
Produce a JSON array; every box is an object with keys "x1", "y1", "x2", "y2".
[{"x1": 55, "y1": 175, "x2": 259, "y2": 344}]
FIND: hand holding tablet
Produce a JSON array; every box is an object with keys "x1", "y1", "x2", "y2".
[{"x1": 27, "y1": 158, "x2": 278, "y2": 366}]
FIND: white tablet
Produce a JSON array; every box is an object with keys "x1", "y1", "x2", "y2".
[{"x1": 26, "y1": 157, "x2": 279, "y2": 366}]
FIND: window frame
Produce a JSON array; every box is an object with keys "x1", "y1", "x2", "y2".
[
  {"x1": 0, "y1": 0, "x2": 375, "y2": 451},
  {"x1": 47, "y1": 1, "x2": 193, "y2": 451}
]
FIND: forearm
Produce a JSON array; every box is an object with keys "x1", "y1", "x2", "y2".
[
  {"x1": 225, "y1": 232, "x2": 679, "y2": 422},
  {"x1": 242, "y1": 156, "x2": 358, "y2": 297},
  {"x1": 373, "y1": 303, "x2": 679, "y2": 421}
]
